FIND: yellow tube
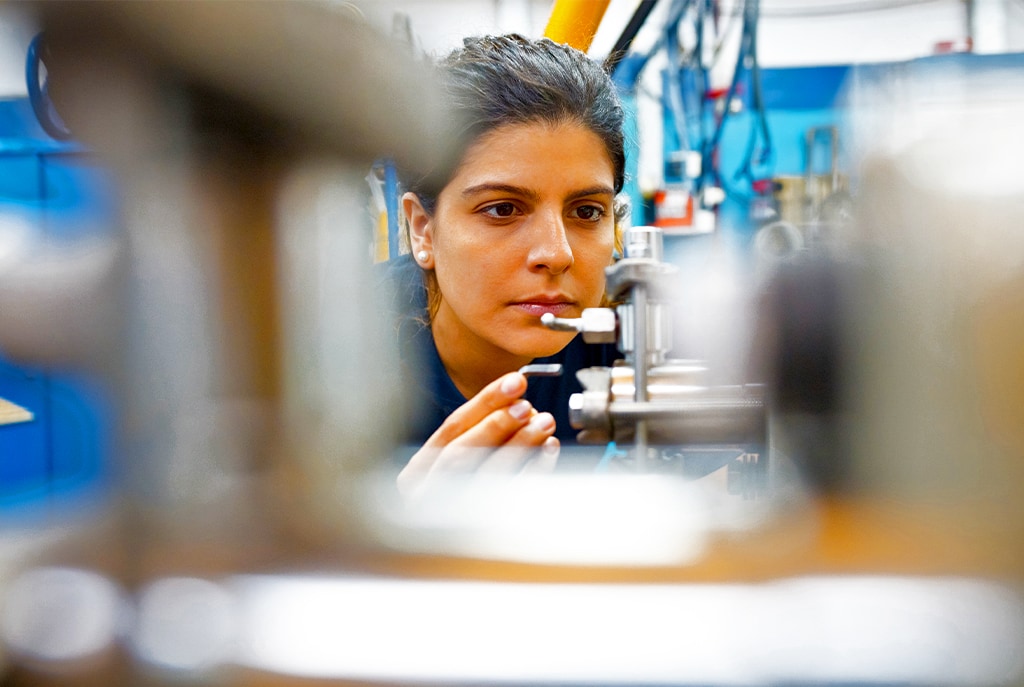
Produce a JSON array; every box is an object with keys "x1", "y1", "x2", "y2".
[{"x1": 543, "y1": 0, "x2": 612, "y2": 53}]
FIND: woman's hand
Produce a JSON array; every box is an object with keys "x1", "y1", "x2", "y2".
[{"x1": 397, "y1": 371, "x2": 560, "y2": 500}]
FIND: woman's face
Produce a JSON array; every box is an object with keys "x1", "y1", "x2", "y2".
[{"x1": 409, "y1": 119, "x2": 617, "y2": 365}]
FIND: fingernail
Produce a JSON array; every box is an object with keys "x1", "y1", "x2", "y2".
[
  {"x1": 542, "y1": 436, "x2": 560, "y2": 456},
  {"x1": 508, "y1": 399, "x2": 532, "y2": 420},
  {"x1": 500, "y1": 373, "x2": 523, "y2": 396},
  {"x1": 529, "y1": 413, "x2": 555, "y2": 432}
]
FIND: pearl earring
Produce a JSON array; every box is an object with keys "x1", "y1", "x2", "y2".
[{"x1": 416, "y1": 250, "x2": 429, "y2": 263}]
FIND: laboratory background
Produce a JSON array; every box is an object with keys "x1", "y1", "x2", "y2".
[{"x1": 1, "y1": 1, "x2": 1024, "y2": 685}]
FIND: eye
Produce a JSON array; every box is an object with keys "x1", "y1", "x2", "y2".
[
  {"x1": 570, "y1": 204, "x2": 606, "y2": 222},
  {"x1": 481, "y1": 202, "x2": 520, "y2": 219}
]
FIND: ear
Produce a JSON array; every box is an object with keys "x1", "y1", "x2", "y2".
[{"x1": 402, "y1": 192, "x2": 434, "y2": 268}]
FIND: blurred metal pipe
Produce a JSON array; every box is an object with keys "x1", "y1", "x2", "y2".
[
  {"x1": 3, "y1": 2, "x2": 454, "y2": 373},
  {"x1": 35, "y1": 1, "x2": 455, "y2": 175}
]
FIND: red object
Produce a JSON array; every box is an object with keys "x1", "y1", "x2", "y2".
[
  {"x1": 653, "y1": 188, "x2": 694, "y2": 228},
  {"x1": 934, "y1": 37, "x2": 973, "y2": 54}
]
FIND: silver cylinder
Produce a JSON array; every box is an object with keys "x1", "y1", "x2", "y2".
[{"x1": 623, "y1": 226, "x2": 664, "y2": 261}]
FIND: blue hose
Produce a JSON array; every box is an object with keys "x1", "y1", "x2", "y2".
[{"x1": 26, "y1": 33, "x2": 73, "y2": 141}]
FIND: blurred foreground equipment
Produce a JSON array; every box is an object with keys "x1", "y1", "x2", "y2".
[
  {"x1": 10, "y1": 0, "x2": 453, "y2": 500},
  {"x1": 1, "y1": 4, "x2": 1023, "y2": 687},
  {"x1": 1, "y1": 2, "x2": 451, "y2": 684}
]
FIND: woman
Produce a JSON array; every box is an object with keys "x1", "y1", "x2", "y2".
[{"x1": 383, "y1": 34, "x2": 626, "y2": 498}]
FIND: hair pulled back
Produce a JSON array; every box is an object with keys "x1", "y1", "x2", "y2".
[{"x1": 405, "y1": 34, "x2": 625, "y2": 213}]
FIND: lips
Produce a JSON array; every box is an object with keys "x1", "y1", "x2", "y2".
[{"x1": 510, "y1": 295, "x2": 576, "y2": 318}]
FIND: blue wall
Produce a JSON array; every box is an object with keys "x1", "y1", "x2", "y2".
[{"x1": 0, "y1": 97, "x2": 115, "y2": 513}]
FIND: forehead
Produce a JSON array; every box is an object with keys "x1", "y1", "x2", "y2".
[{"x1": 444, "y1": 120, "x2": 615, "y2": 193}]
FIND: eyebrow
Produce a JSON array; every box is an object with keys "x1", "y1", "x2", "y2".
[
  {"x1": 461, "y1": 183, "x2": 615, "y2": 202},
  {"x1": 566, "y1": 185, "x2": 616, "y2": 201},
  {"x1": 462, "y1": 183, "x2": 540, "y2": 201}
]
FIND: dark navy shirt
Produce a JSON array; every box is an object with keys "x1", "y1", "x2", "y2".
[{"x1": 377, "y1": 253, "x2": 621, "y2": 448}]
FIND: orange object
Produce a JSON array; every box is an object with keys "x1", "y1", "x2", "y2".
[
  {"x1": 543, "y1": 0, "x2": 612, "y2": 52},
  {"x1": 653, "y1": 187, "x2": 694, "y2": 230}
]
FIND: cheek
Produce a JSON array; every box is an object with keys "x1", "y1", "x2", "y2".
[
  {"x1": 574, "y1": 239, "x2": 615, "y2": 303},
  {"x1": 433, "y1": 233, "x2": 502, "y2": 300},
  {"x1": 435, "y1": 237, "x2": 491, "y2": 279},
  {"x1": 435, "y1": 217, "x2": 517, "y2": 271}
]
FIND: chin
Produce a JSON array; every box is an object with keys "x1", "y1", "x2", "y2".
[{"x1": 510, "y1": 330, "x2": 576, "y2": 360}]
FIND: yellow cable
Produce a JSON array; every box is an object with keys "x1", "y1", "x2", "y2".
[{"x1": 543, "y1": 0, "x2": 612, "y2": 52}]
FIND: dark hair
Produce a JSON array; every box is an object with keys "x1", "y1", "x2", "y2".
[{"x1": 404, "y1": 34, "x2": 626, "y2": 213}]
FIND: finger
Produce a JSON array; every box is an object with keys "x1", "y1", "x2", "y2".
[
  {"x1": 455, "y1": 407, "x2": 554, "y2": 451},
  {"x1": 475, "y1": 413, "x2": 557, "y2": 474},
  {"x1": 397, "y1": 443, "x2": 495, "y2": 500},
  {"x1": 444, "y1": 399, "x2": 539, "y2": 452},
  {"x1": 424, "y1": 372, "x2": 528, "y2": 447},
  {"x1": 507, "y1": 411, "x2": 556, "y2": 446},
  {"x1": 521, "y1": 436, "x2": 560, "y2": 475},
  {"x1": 400, "y1": 421, "x2": 558, "y2": 501},
  {"x1": 409, "y1": 401, "x2": 538, "y2": 482},
  {"x1": 400, "y1": 393, "x2": 537, "y2": 498},
  {"x1": 396, "y1": 444, "x2": 439, "y2": 498}
]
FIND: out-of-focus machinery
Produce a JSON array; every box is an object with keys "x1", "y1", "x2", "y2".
[
  {"x1": 2, "y1": 2, "x2": 1024, "y2": 687},
  {"x1": 543, "y1": 225, "x2": 768, "y2": 493}
]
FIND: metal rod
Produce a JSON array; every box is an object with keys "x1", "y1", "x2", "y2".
[
  {"x1": 610, "y1": 397, "x2": 765, "y2": 418},
  {"x1": 633, "y1": 284, "x2": 649, "y2": 471}
]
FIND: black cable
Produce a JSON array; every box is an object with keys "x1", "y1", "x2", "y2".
[
  {"x1": 702, "y1": 0, "x2": 755, "y2": 189},
  {"x1": 604, "y1": 0, "x2": 661, "y2": 74},
  {"x1": 696, "y1": 1, "x2": 714, "y2": 105},
  {"x1": 693, "y1": 0, "x2": 706, "y2": 77},
  {"x1": 664, "y1": 1, "x2": 695, "y2": 154},
  {"x1": 623, "y1": 0, "x2": 704, "y2": 85},
  {"x1": 735, "y1": 0, "x2": 773, "y2": 186},
  {"x1": 691, "y1": 0, "x2": 711, "y2": 157}
]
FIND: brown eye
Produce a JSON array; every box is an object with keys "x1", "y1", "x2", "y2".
[
  {"x1": 482, "y1": 202, "x2": 519, "y2": 218},
  {"x1": 571, "y1": 204, "x2": 606, "y2": 222}
]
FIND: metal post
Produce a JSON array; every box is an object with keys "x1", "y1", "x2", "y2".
[{"x1": 632, "y1": 283, "x2": 649, "y2": 471}]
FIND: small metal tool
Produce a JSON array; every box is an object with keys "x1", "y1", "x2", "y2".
[
  {"x1": 541, "y1": 309, "x2": 617, "y2": 344},
  {"x1": 518, "y1": 363, "x2": 564, "y2": 378}
]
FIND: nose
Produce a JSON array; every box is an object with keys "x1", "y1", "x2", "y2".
[{"x1": 527, "y1": 212, "x2": 573, "y2": 274}]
